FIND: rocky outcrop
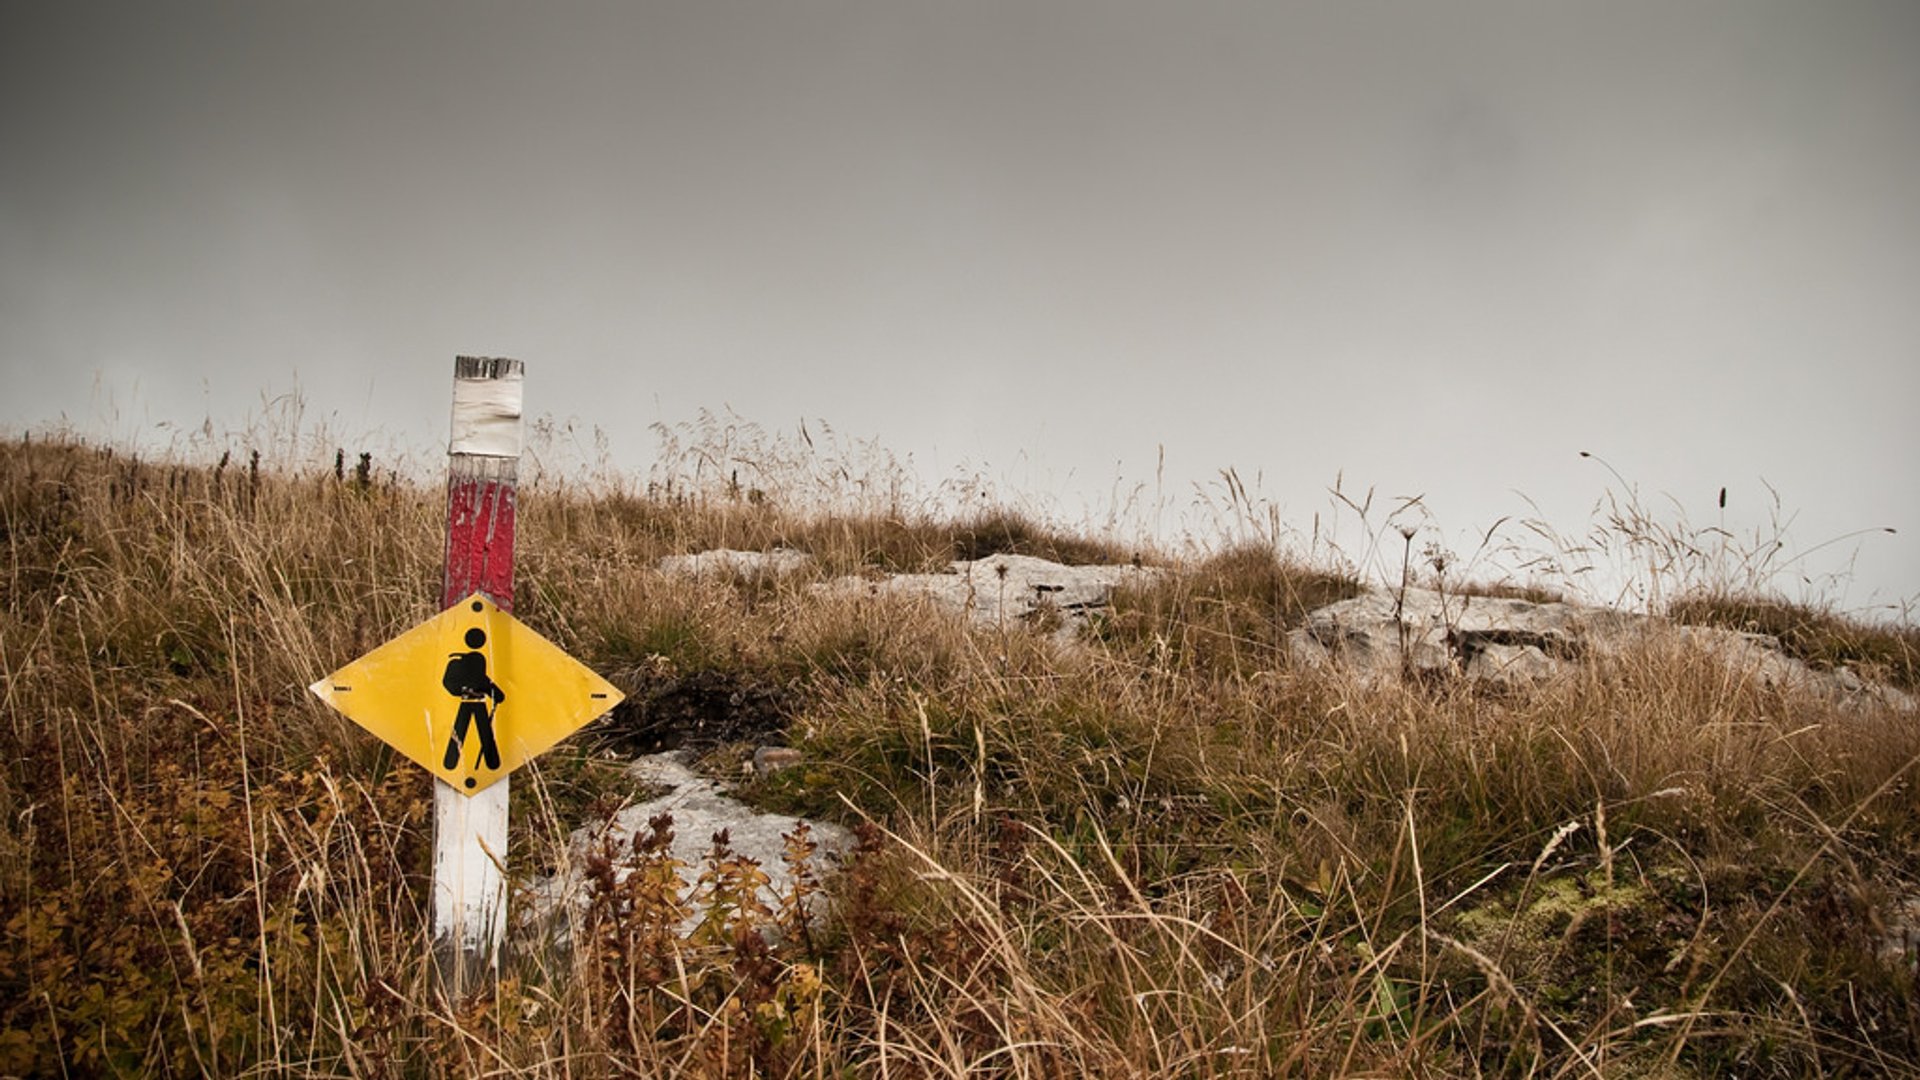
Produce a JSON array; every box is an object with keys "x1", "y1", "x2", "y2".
[
  {"x1": 1287, "y1": 585, "x2": 1915, "y2": 709},
  {"x1": 1287, "y1": 587, "x2": 1629, "y2": 686},
  {"x1": 816, "y1": 552, "x2": 1159, "y2": 644},
  {"x1": 523, "y1": 752, "x2": 852, "y2": 943}
]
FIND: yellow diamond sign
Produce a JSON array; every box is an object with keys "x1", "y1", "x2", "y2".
[{"x1": 309, "y1": 593, "x2": 624, "y2": 795}]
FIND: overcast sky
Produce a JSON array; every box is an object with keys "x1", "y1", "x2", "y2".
[{"x1": 4, "y1": 1, "x2": 1916, "y2": 612}]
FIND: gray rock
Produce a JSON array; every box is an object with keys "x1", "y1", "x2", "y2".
[
  {"x1": 1465, "y1": 642, "x2": 1558, "y2": 687},
  {"x1": 752, "y1": 745, "x2": 804, "y2": 777},
  {"x1": 1290, "y1": 587, "x2": 1607, "y2": 679},
  {"x1": 658, "y1": 548, "x2": 814, "y2": 580},
  {"x1": 522, "y1": 752, "x2": 852, "y2": 943},
  {"x1": 1880, "y1": 895, "x2": 1920, "y2": 969},
  {"x1": 817, "y1": 552, "x2": 1158, "y2": 644},
  {"x1": 1289, "y1": 585, "x2": 1915, "y2": 710}
]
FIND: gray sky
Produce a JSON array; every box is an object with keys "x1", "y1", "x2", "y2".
[{"x1": 4, "y1": 1, "x2": 1917, "y2": 612}]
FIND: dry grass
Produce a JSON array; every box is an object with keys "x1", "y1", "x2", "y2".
[{"x1": 2, "y1": 431, "x2": 1917, "y2": 1077}]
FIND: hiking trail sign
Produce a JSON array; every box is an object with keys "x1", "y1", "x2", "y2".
[{"x1": 310, "y1": 592, "x2": 623, "y2": 795}]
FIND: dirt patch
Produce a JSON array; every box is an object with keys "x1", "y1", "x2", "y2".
[{"x1": 590, "y1": 664, "x2": 799, "y2": 754}]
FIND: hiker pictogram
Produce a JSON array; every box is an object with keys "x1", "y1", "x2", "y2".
[{"x1": 442, "y1": 623, "x2": 504, "y2": 784}]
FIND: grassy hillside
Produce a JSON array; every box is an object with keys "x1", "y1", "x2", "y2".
[{"x1": 2, "y1": 433, "x2": 1917, "y2": 1077}]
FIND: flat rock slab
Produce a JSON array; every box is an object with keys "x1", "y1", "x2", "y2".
[
  {"x1": 524, "y1": 752, "x2": 852, "y2": 942},
  {"x1": 657, "y1": 548, "x2": 815, "y2": 579},
  {"x1": 1289, "y1": 586, "x2": 1914, "y2": 709},
  {"x1": 818, "y1": 552, "x2": 1159, "y2": 644}
]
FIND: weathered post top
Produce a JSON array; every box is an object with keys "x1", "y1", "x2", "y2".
[
  {"x1": 450, "y1": 356, "x2": 525, "y2": 458},
  {"x1": 443, "y1": 356, "x2": 522, "y2": 612}
]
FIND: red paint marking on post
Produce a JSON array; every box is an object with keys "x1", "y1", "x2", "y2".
[{"x1": 442, "y1": 474, "x2": 517, "y2": 610}]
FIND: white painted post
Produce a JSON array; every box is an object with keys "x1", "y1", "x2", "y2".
[{"x1": 432, "y1": 356, "x2": 524, "y2": 997}]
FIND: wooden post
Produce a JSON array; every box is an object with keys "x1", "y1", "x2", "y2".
[{"x1": 433, "y1": 355, "x2": 523, "y2": 997}]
